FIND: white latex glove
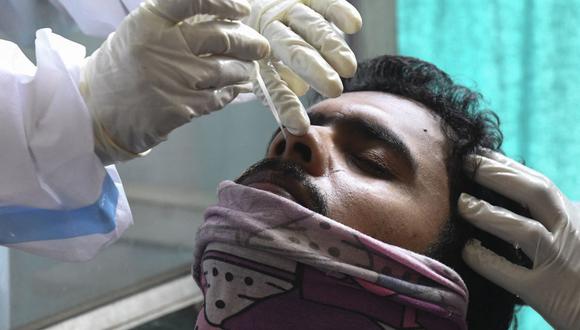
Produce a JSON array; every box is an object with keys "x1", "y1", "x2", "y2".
[
  {"x1": 459, "y1": 151, "x2": 580, "y2": 330},
  {"x1": 245, "y1": 0, "x2": 363, "y2": 135},
  {"x1": 80, "y1": 0, "x2": 270, "y2": 164}
]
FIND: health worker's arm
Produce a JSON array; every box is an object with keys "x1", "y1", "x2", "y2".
[
  {"x1": 459, "y1": 151, "x2": 580, "y2": 330},
  {"x1": 80, "y1": 0, "x2": 271, "y2": 163},
  {"x1": 0, "y1": 0, "x2": 269, "y2": 261},
  {"x1": 0, "y1": 33, "x2": 131, "y2": 262}
]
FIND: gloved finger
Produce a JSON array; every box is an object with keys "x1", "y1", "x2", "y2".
[
  {"x1": 180, "y1": 20, "x2": 270, "y2": 61},
  {"x1": 192, "y1": 83, "x2": 252, "y2": 116},
  {"x1": 272, "y1": 60, "x2": 310, "y2": 96},
  {"x1": 458, "y1": 193, "x2": 553, "y2": 261},
  {"x1": 146, "y1": 0, "x2": 251, "y2": 23},
  {"x1": 466, "y1": 153, "x2": 565, "y2": 232},
  {"x1": 193, "y1": 57, "x2": 255, "y2": 89},
  {"x1": 462, "y1": 239, "x2": 530, "y2": 297},
  {"x1": 256, "y1": 61, "x2": 310, "y2": 136},
  {"x1": 262, "y1": 20, "x2": 343, "y2": 98},
  {"x1": 309, "y1": 0, "x2": 363, "y2": 34},
  {"x1": 468, "y1": 150, "x2": 546, "y2": 182},
  {"x1": 141, "y1": 82, "x2": 252, "y2": 126},
  {"x1": 286, "y1": 3, "x2": 357, "y2": 78}
]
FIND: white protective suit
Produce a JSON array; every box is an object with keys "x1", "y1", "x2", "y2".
[
  {"x1": 0, "y1": 0, "x2": 227, "y2": 262},
  {"x1": 0, "y1": 30, "x2": 131, "y2": 262},
  {"x1": 0, "y1": 0, "x2": 143, "y2": 262}
]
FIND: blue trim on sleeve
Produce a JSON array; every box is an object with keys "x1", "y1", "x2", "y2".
[{"x1": 0, "y1": 174, "x2": 119, "y2": 244}]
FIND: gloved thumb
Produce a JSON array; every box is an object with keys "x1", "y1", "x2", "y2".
[
  {"x1": 462, "y1": 239, "x2": 530, "y2": 297},
  {"x1": 146, "y1": 0, "x2": 251, "y2": 23}
]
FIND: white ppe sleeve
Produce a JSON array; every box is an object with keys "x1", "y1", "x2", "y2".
[
  {"x1": 55, "y1": 0, "x2": 143, "y2": 38},
  {"x1": 0, "y1": 29, "x2": 132, "y2": 262}
]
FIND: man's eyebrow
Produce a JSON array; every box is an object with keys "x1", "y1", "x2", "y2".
[{"x1": 311, "y1": 112, "x2": 418, "y2": 171}]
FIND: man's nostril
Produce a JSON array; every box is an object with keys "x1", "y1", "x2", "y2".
[
  {"x1": 275, "y1": 140, "x2": 286, "y2": 155},
  {"x1": 294, "y1": 143, "x2": 312, "y2": 162}
]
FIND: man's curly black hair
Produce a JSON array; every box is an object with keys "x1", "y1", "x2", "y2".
[{"x1": 311, "y1": 55, "x2": 531, "y2": 330}]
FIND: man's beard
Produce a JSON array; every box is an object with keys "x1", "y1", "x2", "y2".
[
  {"x1": 235, "y1": 158, "x2": 329, "y2": 216},
  {"x1": 423, "y1": 217, "x2": 462, "y2": 265}
]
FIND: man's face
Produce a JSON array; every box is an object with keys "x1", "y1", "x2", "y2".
[{"x1": 237, "y1": 91, "x2": 451, "y2": 254}]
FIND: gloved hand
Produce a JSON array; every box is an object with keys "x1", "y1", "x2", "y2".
[
  {"x1": 80, "y1": 0, "x2": 270, "y2": 164},
  {"x1": 245, "y1": 0, "x2": 363, "y2": 135},
  {"x1": 458, "y1": 151, "x2": 580, "y2": 330}
]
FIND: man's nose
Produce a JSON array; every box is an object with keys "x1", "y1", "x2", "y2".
[{"x1": 267, "y1": 128, "x2": 330, "y2": 177}]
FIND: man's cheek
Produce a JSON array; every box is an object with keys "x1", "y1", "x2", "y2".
[
  {"x1": 330, "y1": 196, "x2": 438, "y2": 254},
  {"x1": 349, "y1": 208, "x2": 404, "y2": 245},
  {"x1": 322, "y1": 187, "x2": 359, "y2": 225},
  {"x1": 325, "y1": 194, "x2": 386, "y2": 236},
  {"x1": 324, "y1": 180, "x2": 388, "y2": 222}
]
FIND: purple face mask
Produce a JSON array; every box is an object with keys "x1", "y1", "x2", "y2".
[{"x1": 193, "y1": 181, "x2": 468, "y2": 330}]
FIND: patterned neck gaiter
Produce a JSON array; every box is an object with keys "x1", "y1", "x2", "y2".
[{"x1": 193, "y1": 181, "x2": 468, "y2": 330}]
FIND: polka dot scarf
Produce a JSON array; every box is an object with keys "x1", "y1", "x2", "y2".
[{"x1": 193, "y1": 181, "x2": 468, "y2": 330}]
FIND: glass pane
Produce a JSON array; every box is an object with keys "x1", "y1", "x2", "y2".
[
  {"x1": 1, "y1": 1, "x2": 280, "y2": 327},
  {"x1": 1, "y1": 1, "x2": 397, "y2": 328}
]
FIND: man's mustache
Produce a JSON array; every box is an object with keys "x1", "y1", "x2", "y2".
[{"x1": 235, "y1": 158, "x2": 328, "y2": 216}]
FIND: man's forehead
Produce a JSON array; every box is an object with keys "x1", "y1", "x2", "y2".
[{"x1": 307, "y1": 91, "x2": 447, "y2": 147}]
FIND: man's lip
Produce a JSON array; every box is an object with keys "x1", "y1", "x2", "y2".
[
  {"x1": 238, "y1": 171, "x2": 310, "y2": 208},
  {"x1": 246, "y1": 182, "x2": 297, "y2": 203}
]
